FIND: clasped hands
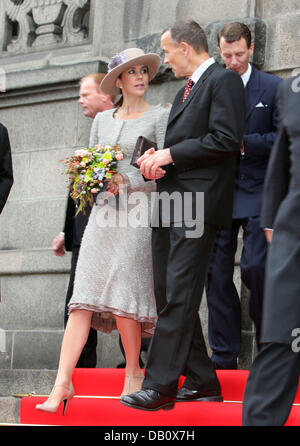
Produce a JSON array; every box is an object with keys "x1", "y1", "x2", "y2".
[
  {"x1": 137, "y1": 147, "x2": 173, "y2": 180},
  {"x1": 105, "y1": 147, "x2": 172, "y2": 195}
]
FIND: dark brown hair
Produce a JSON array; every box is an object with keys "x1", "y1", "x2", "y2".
[{"x1": 218, "y1": 22, "x2": 252, "y2": 48}]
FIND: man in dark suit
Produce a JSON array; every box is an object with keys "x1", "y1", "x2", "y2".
[
  {"x1": 121, "y1": 20, "x2": 245, "y2": 411},
  {"x1": 0, "y1": 123, "x2": 13, "y2": 215},
  {"x1": 52, "y1": 73, "x2": 114, "y2": 367},
  {"x1": 205, "y1": 22, "x2": 282, "y2": 370},
  {"x1": 242, "y1": 75, "x2": 300, "y2": 425}
]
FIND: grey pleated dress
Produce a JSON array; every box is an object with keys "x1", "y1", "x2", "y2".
[{"x1": 68, "y1": 104, "x2": 171, "y2": 336}]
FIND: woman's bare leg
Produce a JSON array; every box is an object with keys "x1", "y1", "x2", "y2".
[
  {"x1": 45, "y1": 310, "x2": 93, "y2": 405},
  {"x1": 115, "y1": 316, "x2": 144, "y2": 395}
]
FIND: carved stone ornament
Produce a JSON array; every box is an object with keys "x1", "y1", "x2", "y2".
[
  {"x1": 10, "y1": 0, "x2": 25, "y2": 5},
  {"x1": 2, "y1": 0, "x2": 90, "y2": 52}
]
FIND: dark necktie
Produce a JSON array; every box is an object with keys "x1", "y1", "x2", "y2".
[{"x1": 182, "y1": 79, "x2": 194, "y2": 102}]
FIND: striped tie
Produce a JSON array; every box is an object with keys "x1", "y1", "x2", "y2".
[{"x1": 182, "y1": 79, "x2": 195, "y2": 102}]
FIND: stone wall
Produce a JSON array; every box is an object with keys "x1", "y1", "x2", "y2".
[{"x1": 0, "y1": 0, "x2": 299, "y2": 377}]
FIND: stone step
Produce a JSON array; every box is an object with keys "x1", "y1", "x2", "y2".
[
  {"x1": 0, "y1": 397, "x2": 20, "y2": 424},
  {"x1": 0, "y1": 369, "x2": 58, "y2": 424},
  {"x1": 0, "y1": 369, "x2": 57, "y2": 397}
]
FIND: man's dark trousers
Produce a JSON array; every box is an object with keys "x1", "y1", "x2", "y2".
[
  {"x1": 206, "y1": 216, "x2": 267, "y2": 368},
  {"x1": 142, "y1": 224, "x2": 221, "y2": 397}
]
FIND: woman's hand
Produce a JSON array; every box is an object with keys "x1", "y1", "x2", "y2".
[{"x1": 106, "y1": 173, "x2": 125, "y2": 196}]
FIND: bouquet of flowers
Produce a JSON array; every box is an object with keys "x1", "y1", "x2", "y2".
[{"x1": 63, "y1": 144, "x2": 123, "y2": 215}]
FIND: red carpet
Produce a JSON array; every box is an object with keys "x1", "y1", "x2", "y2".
[{"x1": 20, "y1": 369, "x2": 300, "y2": 426}]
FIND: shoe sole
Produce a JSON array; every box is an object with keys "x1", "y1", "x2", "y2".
[
  {"x1": 176, "y1": 395, "x2": 223, "y2": 402},
  {"x1": 120, "y1": 399, "x2": 175, "y2": 411}
]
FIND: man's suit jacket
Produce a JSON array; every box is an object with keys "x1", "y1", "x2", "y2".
[
  {"x1": 232, "y1": 66, "x2": 282, "y2": 219},
  {"x1": 260, "y1": 76, "x2": 300, "y2": 344},
  {"x1": 0, "y1": 123, "x2": 13, "y2": 214},
  {"x1": 157, "y1": 62, "x2": 245, "y2": 229},
  {"x1": 63, "y1": 194, "x2": 92, "y2": 251}
]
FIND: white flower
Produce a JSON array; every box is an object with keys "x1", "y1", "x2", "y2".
[{"x1": 75, "y1": 149, "x2": 89, "y2": 157}]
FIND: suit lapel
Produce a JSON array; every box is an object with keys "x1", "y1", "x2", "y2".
[
  {"x1": 245, "y1": 67, "x2": 266, "y2": 121},
  {"x1": 167, "y1": 63, "x2": 218, "y2": 127}
]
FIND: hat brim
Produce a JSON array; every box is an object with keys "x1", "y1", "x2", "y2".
[{"x1": 100, "y1": 53, "x2": 161, "y2": 96}]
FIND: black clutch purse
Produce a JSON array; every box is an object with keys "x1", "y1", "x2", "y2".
[{"x1": 130, "y1": 136, "x2": 157, "y2": 168}]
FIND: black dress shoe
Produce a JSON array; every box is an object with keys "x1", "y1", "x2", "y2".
[
  {"x1": 120, "y1": 389, "x2": 175, "y2": 411},
  {"x1": 176, "y1": 386, "x2": 223, "y2": 402}
]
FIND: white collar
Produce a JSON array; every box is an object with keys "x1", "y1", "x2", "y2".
[
  {"x1": 190, "y1": 57, "x2": 215, "y2": 85},
  {"x1": 241, "y1": 63, "x2": 252, "y2": 87}
]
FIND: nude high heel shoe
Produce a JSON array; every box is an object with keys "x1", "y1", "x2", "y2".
[
  {"x1": 120, "y1": 371, "x2": 144, "y2": 397},
  {"x1": 36, "y1": 383, "x2": 74, "y2": 415}
]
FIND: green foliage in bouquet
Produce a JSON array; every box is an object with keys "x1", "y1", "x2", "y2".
[{"x1": 63, "y1": 144, "x2": 123, "y2": 215}]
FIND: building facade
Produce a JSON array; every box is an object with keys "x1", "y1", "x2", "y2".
[{"x1": 0, "y1": 0, "x2": 299, "y2": 373}]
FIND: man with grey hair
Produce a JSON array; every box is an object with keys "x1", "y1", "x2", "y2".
[{"x1": 121, "y1": 19, "x2": 245, "y2": 411}]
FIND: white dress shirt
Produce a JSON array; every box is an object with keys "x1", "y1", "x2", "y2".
[
  {"x1": 190, "y1": 57, "x2": 216, "y2": 85},
  {"x1": 241, "y1": 63, "x2": 252, "y2": 87}
]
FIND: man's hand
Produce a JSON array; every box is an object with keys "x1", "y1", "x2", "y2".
[
  {"x1": 52, "y1": 233, "x2": 66, "y2": 256},
  {"x1": 264, "y1": 228, "x2": 273, "y2": 244},
  {"x1": 138, "y1": 148, "x2": 172, "y2": 180}
]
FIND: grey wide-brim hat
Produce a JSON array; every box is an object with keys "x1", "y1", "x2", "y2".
[{"x1": 100, "y1": 48, "x2": 161, "y2": 96}]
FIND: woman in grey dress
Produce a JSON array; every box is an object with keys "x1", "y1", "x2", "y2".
[{"x1": 36, "y1": 48, "x2": 170, "y2": 414}]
